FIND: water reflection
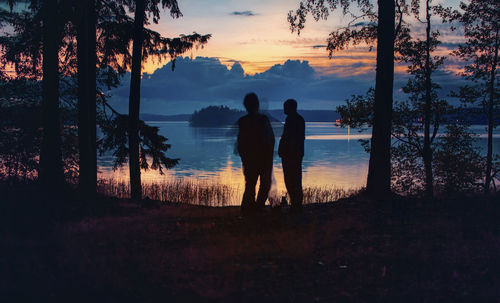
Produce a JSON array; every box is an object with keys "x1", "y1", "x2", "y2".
[
  {"x1": 99, "y1": 122, "x2": 370, "y2": 204},
  {"x1": 98, "y1": 122, "x2": 500, "y2": 205}
]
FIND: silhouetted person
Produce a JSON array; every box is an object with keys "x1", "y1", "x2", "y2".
[
  {"x1": 278, "y1": 99, "x2": 305, "y2": 212},
  {"x1": 237, "y1": 93, "x2": 275, "y2": 213}
]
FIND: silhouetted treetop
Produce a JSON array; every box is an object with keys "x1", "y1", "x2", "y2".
[
  {"x1": 288, "y1": 0, "x2": 425, "y2": 58},
  {"x1": 445, "y1": 0, "x2": 500, "y2": 192},
  {"x1": 288, "y1": 0, "x2": 382, "y2": 57}
]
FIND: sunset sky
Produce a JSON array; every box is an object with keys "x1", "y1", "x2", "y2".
[
  {"x1": 143, "y1": 0, "x2": 346, "y2": 75},
  {"x1": 105, "y1": 0, "x2": 467, "y2": 115},
  {"x1": 0, "y1": 0, "x2": 468, "y2": 114},
  {"x1": 143, "y1": 0, "x2": 463, "y2": 76}
]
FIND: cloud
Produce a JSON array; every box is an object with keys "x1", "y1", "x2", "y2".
[
  {"x1": 312, "y1": 45, "x2": 327, "y2": 49},
  {"x1": 230, "y1": 11, "x2": 257, "y2": 17},
  {"x1": 352, "y1": 22, "x2": 375, "y2": 27},
  {"x1": 107, "y1": 56, "x2": 464, "y2": 115},
  {"x1": 351, "y1": 62, "x2": 367, "y2": 68},
  {"x1": 439, "y1": 42, "x2": 462, "y2": 51}
]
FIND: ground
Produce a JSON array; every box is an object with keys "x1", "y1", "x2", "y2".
[{"x1": 1, "y1": 189, "x2": 499, "y2": 302}]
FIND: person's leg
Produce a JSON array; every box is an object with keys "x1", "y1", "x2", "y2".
[
  {"x1": 282, "y1": 158, "x2": 293, "y2": 203},
  {"x1": 283, "y1": 158, "x2": 303, "y2": 211},
  {"x1": 292, "y1": 158, "x2": 303, "y2": 210},
  {"x1": 256, "y1": 162, "x2": 272, "y2": 209},
  {"x1": 242, "y1": 162, "x2": 258, "y2": 212}
]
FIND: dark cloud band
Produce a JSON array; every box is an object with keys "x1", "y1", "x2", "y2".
[
  {"x1": 107, "y1": 56, "x2": 463, "y2": 115},
  {"x1": 231, "y1": 11, "x2": 256, "y2": 16}
]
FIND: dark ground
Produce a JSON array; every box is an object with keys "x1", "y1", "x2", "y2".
[{"x1": 1, "y1": 186, "x2": 499, "y2": 302}]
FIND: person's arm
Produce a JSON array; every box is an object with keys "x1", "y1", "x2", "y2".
[
  {"x1": 299, "y1": 115, "x2": 305, "y2": 158},
  {"x1": 278, "y1": 117, "x2": 289, "y2": 158},
  {"x1": 288, "y1": 116, "x2": 300, "y2": 149},
  {"x1": 263, "y1": 116, "x2": 275, "y2": 148},
  {"x1": 237, "y1": 118, "x2": 244, "y2": 158},
  {"x1": 286, "y1": 115, "x2": 305, "y2": 158}
]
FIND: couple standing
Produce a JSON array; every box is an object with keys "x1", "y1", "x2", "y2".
[{"x1": 237, "y1": 92, "x2": 305, "y2": 214}]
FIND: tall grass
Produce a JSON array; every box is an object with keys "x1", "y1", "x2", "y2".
[
  {"x1": 98, "y1": 179, "x2": 238, "y2": 206},
  {"x1": 97, "y1": 179, "x2": 357, "y2": 207},
  {"x1": 301, "y1": 186, "x2": 360, "y2": 204}
]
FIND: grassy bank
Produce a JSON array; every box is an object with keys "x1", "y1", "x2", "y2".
[
  {"x1": 0, "y1": 187, "x2": 499, "y2": 302},
  {"x1": 97, "y1": 179, "x2": 359, "y2": 206}
]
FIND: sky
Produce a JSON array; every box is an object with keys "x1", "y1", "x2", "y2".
[
  {"x1": 108, "y1": 0, "x2": 467, "y2": 115},
  {"x1": 143, "y1": 0, "x2": 346, "y2": 75}
]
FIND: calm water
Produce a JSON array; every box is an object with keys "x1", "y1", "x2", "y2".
[{"x1": 99, "y1": 122, "x2": 500, "y2": 204}]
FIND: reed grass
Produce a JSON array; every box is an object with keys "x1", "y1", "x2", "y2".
[
  {"x1": 97, "y1": 179, "x2": 358, "y2": 207},
  {"x1": 301, "y1": 186, "x2": 360, "y2": 204}
]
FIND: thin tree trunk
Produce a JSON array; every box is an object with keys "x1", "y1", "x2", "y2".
[
  {"x1": 423, "y1": 0, "x2": 434, "y2": 198},
  {"x1": 77, "y1": 0, "x2": 97, "y2": 198},
  {"x1": 77, "y1": 0, "x2": 90, "y2": 196},
  {"x1": 77, "y1": 0, "x2": 89, "y2": 192},
  {"x1": 40, "y1": 0, "x2": 63, "y2": 190},
  {"x1": 128, "y1": 0, "x2": 146, "y2": 201},
  {"x1": 366, "y1": 0, "x2": 395, "y2": 199},
  {"x1": 88, "y1": 0, "x2": 97, "y2": 193},
  {"x1": 485, "y1": 28, "x2": 499, "y2": 193}
]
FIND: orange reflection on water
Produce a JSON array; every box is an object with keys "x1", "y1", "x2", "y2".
[{"x1": 99, "y1": 155, "x2": 367, "y2": 205}]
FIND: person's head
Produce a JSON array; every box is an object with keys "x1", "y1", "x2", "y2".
[
  {"x1": 243, "y1": 92, "x2": 259, "y2": 114},
  {"x1": 283, "y1": 99, "x2": 298, "y2": 115}
]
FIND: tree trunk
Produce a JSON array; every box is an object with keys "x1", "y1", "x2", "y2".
[
  {"x1": 77, "y1": 0, "x2": 97, "y2": 197},
  {"x1": 423, "y1": 0, "x2": 434, "y2": 198},
  {"x1": 89, "y1": 0, "x2": 97, "y2": 194},
  {"x1": 366, "y1": 0, "x2": 395, "y2": 199},
  {"x1": 128, "y1": 0, "x2": 146, "y2": 201},
  {"x1": 39, "y1": 0, "x2": 64, "y2": 190},
  {"x1": 485, "y1": 28, "x2": 499, "y2": 193}
]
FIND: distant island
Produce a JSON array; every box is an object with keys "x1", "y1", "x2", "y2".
[
  {"x1": 188, "y1": 105, "x2": 286, "y2": 127},
  {"x1": 189, "y1": 105, "x2": 245, "y2": 127}
]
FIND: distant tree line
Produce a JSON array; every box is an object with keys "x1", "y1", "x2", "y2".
[{"x1": 0, "y1": 0, "x2": 210, "y2": 201}]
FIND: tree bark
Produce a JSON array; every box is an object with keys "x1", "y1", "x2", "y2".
[
  {"x1": 77, "y1": 0, "x2": 97, "y2": 197},
  {"x1": 88, "y1": 0, "x2": 97, "y2": 194},
  {"x1": 366, "y1": 0, "x2": 395, "y2": 199},
  {"x1": 128, "y1": 0, "x2": 146, "y2": 201},
  {"x1": 485, "y1": 28, "x2": 499, "y2": 193},
  {"x1": 423, "y1": 0, "x2": 434, "y2": 198},
  {"x1": 40, "y1": 0, "x2": 64, "y2": 190}
]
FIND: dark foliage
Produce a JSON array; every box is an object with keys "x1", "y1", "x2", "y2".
[
  {"x1": 100, "y1": 114, "x2": 178, "y2": 175},
  {"x1": 446, "y1": 0, "x2": 500, "y2": 192},
  {"x1": 0, "y1": 1, "x2": 208, "y2": 191},
  {"x1": 0, "y1": 80, "x2": 41, "y2": 180},
  {"x1": 434, "y1": 124, "x2": 484, "y2": 194},
  {"x1": 337, "y1": 87, "x2": 485, "y2": 195},
  {"x1": 0, "y1": 79, "x2": 79, "y2": 182}
]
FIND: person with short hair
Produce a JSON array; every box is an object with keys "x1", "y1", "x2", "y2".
[
  {"x1": 278, "y1": 99, "x2": 305, "y2": 212},
  {"x1": 237, "y1": 93, "x2": 275, "y2": 213}
]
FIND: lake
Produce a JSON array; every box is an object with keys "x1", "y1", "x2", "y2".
[{"x1": 99, "y1": 121, "x2": 500, "y2": 205}]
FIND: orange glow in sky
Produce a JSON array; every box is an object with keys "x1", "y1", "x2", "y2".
[
  {"x1": 141, "y1": 0, "x2": 462, "y2": 77},
  {"x1": 143, "y1": 0, "x2": 372, "y2": 76}
]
